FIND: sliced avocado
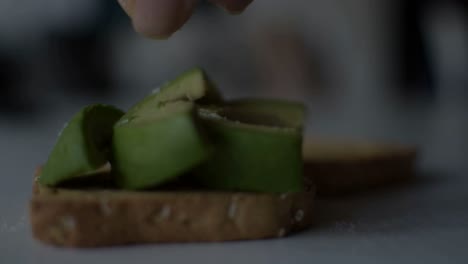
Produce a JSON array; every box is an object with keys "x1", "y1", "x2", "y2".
[
  {"x1": 226, "y1": 98, "x2": 306, "y2": 130},
  {"x1": 39, "y1": 104, "x2": 124, "y2": 186},
  {"x1": 125, "y1": 67, "x2": 223, "y2": 118},
  {"x1": 112, "y1": 101, "x2": 210, "y2": 190},
  {"x1": 194, "y1": 105, "x2": 304, "y2": 193}
]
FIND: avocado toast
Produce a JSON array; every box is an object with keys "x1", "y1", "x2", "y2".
[
  {"x1": 30, "y1": 68, "x2": 315, "y2": 247},
  {"x1": 31, "y1": 167, "x2": 314, "y2": 247}
]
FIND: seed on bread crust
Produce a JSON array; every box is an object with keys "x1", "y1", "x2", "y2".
[
  {"x1": 99, "y1": 198, "x2": 112, "y2": 216},
  {"x1": 48, "y1": 215, "x2": 76, "y2": 244},
  {"x1": 158, "y1": 205, "x2": 171, "y2": 222},
  {"x1": 294, "y1": 210, "x2": 304, "y2": 223},
  {"x1": 228, "y1": 196, "x2": 239, "y2": 219}
]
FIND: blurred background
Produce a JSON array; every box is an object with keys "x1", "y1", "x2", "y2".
[{"x1": 0, "y1": 0, "x2": 467, "y2": 210}]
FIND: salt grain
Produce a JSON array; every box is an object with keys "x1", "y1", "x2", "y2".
[
  {"x1": 57, "y1": 122, "x2": 68, "y2": 137},
  {"x1": 198, "y1": 109, "x2": 223, "y2": 120},
  {"x1": 151, "y1": 86, "x2": 161, "y2": 95},
  {"x1": 117, "y1": 118, "x2": 129, "y2": 126},
  {"x1": 277, "y1": 228, "x2": 286, "y2": 237}
]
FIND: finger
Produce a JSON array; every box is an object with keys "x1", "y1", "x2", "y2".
[
  {"x1": 131, "y1": 0, "x2": 198, "y2": 39},
  {"x1": 117, "y1": 0, "x2": 136, "y2": 16},
  {"x1": 208, "y1": 0, "x2": 253, "y2": 14}
]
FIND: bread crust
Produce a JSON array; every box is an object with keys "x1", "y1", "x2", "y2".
[
  {"x1": 30, "y1": 169, "x2": 315, "y2": 247},
  {"x1": 303, "y1": 139, "x2": 417, "y2": 196}
]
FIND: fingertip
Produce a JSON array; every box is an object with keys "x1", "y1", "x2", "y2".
[
  {"x1": 209, "y1": 0, "x2": 253, "y2": 14},
  {"x1": 131, "y1": 0, "x2": 197, "y2": 39},
  {"x1": 132, "y1": 19, "x2": 175, "y2": 39},
  {"x1": 118, "y1": 0, "x2": 135, "y2": 16}
]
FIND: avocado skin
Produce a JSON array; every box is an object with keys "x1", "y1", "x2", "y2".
[{"x1": 39, "y1": 105, "x2": 124, "y2": 187}]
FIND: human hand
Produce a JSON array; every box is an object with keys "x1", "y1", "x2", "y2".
[{"x1": 117, "y1": 0, "x2": 253, "y2": 38}]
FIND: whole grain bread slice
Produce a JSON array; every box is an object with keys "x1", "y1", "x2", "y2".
[
  {"x1": 30, "y1": 169, "x2": 315, "y2": 247},
  {"x1": 303, "y1": 138, "x2": 418, "y2": 196}
]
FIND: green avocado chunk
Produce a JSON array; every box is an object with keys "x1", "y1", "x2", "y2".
[
  {"x1": 125, "y1": 67, "x2": 223, "y2": 118},
  {"x1": 39, "y1": 104, "x2": 124, "y2": 186},
  {"x1": 193, "y1": 104, "x2": 305, "y2": 193},
  {"x1": 112, "y1": 101, "x2": 210, "y2": 190}
]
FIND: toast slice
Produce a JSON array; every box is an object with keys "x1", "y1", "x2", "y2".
[
  {"x1": 303, "y1": 138, "x2": 418, "y2": 196},
  {"x1": 30, "y1": 169, "x2": 315, "y2": 247}
]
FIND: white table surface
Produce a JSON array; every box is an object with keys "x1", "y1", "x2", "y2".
[{"x1": 1, "y1": 95, "x2": 467, "y2": 264}]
